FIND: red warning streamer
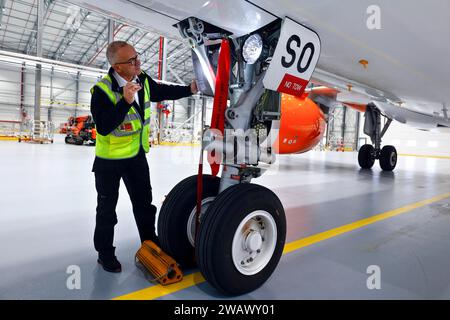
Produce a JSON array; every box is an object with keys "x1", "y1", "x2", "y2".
[
  {"x1": 208, "y1": 39, "x2": 231, "y2": 177},
  {"x1": 195, "y1": 39, "x2": 231, "y2": 242}
]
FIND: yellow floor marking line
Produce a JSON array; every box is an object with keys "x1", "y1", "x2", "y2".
[
  {"x1": 284, "y1": 191, "x2": 450, "y2": 254},
  {"x1": 114, "y1": 191, "x2": 450, "y2": 300},
  {"x1": 0, "y1": 136, "x2": 19, "y2": 141},
  {"x1": 399, "y1": 154, "x2": 450, "y2": 160},
  {"x1": 113, "y1": 272, "x2": 206, "y2": 300}
]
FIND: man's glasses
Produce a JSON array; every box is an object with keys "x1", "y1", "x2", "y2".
[{"x1": 115, "y1": 54, "x2": 140, "y2": 66}]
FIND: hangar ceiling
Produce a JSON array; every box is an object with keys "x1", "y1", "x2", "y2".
[{"x1": 0, "y1": 0, "x2": 194, "y2": 84}]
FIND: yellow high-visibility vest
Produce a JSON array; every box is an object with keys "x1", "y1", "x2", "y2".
[{"x1": 90, "y1": 73, "x2": 151, "y2": 159}]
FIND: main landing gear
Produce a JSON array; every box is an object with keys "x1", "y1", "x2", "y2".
[{"x1": 358, "y1": 103, "x2": 397, "y2": 171}]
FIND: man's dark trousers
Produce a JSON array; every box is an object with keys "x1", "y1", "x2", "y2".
[{"x1": 93, "y1": 151, "x2": 157, "y2": 259}]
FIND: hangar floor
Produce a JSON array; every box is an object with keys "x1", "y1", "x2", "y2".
[{"x1": 1, "y1": 135, "x2": 450, "y2": 300}]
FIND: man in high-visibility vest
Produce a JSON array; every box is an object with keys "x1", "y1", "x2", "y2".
[{"x1": 90, "y1": 41, "x2": 197, "y2": 273}]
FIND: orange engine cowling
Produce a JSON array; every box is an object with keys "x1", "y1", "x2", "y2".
[{"x1": 272, "y1": 93, "x2": 326, "y2": 154}]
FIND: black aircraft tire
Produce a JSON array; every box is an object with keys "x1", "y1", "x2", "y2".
[
  {"x1": 358, "y1": 144, "x2": 375, "y2": 169},
  {"x1": 196, "y1": 183, "x2": 286, "y2": 295},
  {"x1": 157, "y1": 174, "x2": 220, "y2": 268},
  {"x1": 379, "y1": 145, "x2": 397, "y2": 171}
]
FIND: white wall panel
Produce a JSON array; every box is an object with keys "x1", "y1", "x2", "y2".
[
  {"x1": 0, "y1": 61, "x2": 96, "y2": 127},
  {"x1": 0, "y1": 61, "x2": 209, "y2": 136}
]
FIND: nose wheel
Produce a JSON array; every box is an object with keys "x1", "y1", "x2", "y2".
[
  {"x1": 196, "y1": 183, "x2": 286, "y2": 295},
  {"x1": 157, "y1": 175, "x2": 220, "y2": 268}
]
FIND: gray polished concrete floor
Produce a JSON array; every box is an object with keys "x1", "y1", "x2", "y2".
[{"x1": 1, "y1": 135, "x2": 450, "y2": 300}]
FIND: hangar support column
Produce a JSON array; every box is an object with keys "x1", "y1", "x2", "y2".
[{"x1": 33, "y1": 0, "x2": 44, "y2": 138}]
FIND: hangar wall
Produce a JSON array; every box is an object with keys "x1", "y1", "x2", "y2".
[
  {"x1": 0, "y1": 61, "x2": 95, "y2": 126},
  {"x1": 0, "y1": 60, "x2": 206, "y2": 138}
]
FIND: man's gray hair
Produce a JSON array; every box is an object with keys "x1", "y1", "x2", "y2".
[{"x1": 106, "y1": 41, "x2": 131, "y2": 65}]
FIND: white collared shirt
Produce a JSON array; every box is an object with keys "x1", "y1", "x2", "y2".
[{"x1": 113, "y1": 71, "x2": 140, "y2": 106}]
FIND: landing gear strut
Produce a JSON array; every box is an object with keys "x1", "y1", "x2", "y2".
[{"x1": 358, "y1": 103, "x2": 397, "y2": 171}]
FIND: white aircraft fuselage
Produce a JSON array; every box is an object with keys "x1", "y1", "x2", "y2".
[{"x1": 67, "y1": 0, "x2": 450, "y2": 128}]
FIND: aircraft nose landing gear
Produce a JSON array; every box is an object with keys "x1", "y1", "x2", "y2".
[
  {"x1": 159, "y1": 16, "x2": 295, "y2": 296},
  {"x1": 358, "y1": 103, "x2": 397, "y2": 171}
]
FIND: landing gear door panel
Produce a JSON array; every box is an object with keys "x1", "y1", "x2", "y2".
[{"x1": 263, "y1": 17, "x2": 321, "y2": 97}]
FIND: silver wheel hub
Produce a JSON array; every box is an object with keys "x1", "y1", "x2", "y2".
[
  {"x1": 390, "y1": 152, "x2": 397, "y2": 166},
  {"x1": 187, "y1": 197, "x2": 215, "y2": 247},
  {"x1": 245, "y1": 231, "x2": 263, "y2": 252},
  {"x1": 232, "y1": 210, "x2": 277, "y2": 276}
]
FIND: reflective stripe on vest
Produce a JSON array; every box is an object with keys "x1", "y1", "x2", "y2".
[{"x1": 91, "y1": 74, "x2": 151, "y2": 159}]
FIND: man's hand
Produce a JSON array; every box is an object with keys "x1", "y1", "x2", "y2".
[
  {"x1": 123, "y1": 82, "x2": 142, "y2": 104},
  {"x1": 190, "y1": 80, "x2": 198, "y2": 94}
]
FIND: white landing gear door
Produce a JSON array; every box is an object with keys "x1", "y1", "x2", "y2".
[{"x1": 263, "y1": 17, "x2": 321, "y2": 97}]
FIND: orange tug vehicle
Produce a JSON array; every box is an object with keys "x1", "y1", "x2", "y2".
[{"x1": 63, "y1": 115, "x2": 96, "y2": 146}]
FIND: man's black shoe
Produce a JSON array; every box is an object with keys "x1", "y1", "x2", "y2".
[{"x1": 97, "y1": 255, "x2": 122, "y2": 273}]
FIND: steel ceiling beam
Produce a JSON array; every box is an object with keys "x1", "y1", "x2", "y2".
[
  {"x1": 24, "y1": 0, "x2": 54, "y2": 54},
  {"x1": 138, "y1": 36, "x2": 162, "y2": 66},
  {"x1": 77, "y1": 22, "x2": 126, "y2": 66},
  {"x1": 52, "y1": 8, "x2": 90, "y2": 60},
  {"x1": 167, "y1": 65, "x2": 186, "y2": 85},
  {"x1": 76, "y1": 21, "x2": 109, "y2": 65},
  {"x1": 86, "y1": 22, "x2": 125, "y2": 66},
  {"x1": 0, "y1": 0, "x2": 6, "y2": 26},
  {"x1": 141, "y1": 41, "x2": 189, "y2": 73},
  {"x1": 100, "y1": 28, "x2": 148, "y2": 69}
]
